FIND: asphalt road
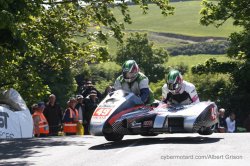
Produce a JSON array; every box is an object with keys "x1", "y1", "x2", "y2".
[{"x1": 0, "y1": 133, "x2": 249, "y2": 166}]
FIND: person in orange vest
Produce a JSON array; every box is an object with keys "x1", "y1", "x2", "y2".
[
  {"x1": 62, "y1": 97, "x2": 79, "y2": 135},
  {"x1": 32, "y1": 102, "x2": 49, "y2": 137}
]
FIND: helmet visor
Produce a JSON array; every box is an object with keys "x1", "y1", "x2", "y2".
[
  {"x1": 123, "y1": 72, "x2": 136, "y2": 79},
  {"x1": 167, "y1": 83, "x2": 179, "y2": 91}
]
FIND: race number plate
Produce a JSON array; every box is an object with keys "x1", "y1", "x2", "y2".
[{"x1": 93, "y1": 108, "x2": 112, "y2": 117}]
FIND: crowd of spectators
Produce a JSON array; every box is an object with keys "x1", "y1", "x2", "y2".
[
  {"x1": 31, "y1": 80, "x2": 112, "y2": 137},
  {"x1": 216, "y1": 108, "x2": 239, "y2": 133}
]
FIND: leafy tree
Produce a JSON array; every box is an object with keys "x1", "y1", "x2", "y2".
[
  {"x1": 166, "y1": 62, "x2": 189, "y2": 75},
  {"x1": 116, "y1": 32, "x2": 169, "y2": 82},
  {"x1": 89, "y1": 61, "x2": 121, "y2": 93},
  {"x1": 191, "y1": 58, "x2": 238, "y2": 74},
  {"x1": 168, "y1": 41, "x2": 229, "y2": 56},
  {"x1": 150, "y1": 79, "x2": 165, "y2": 100},
  {"x1": 0, "y1": 0, "x2": 174, "y2": 106},
  {"x1": 185, "y1": 73, "x2": 232, "y2": 107},
  {"x1": 194, "y1": 0, "x2": 250, "y2": 122}
]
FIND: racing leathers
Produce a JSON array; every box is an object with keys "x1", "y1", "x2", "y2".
[
  {"x1": 162, "y1": 80, "x2": 200, "y2": 105},
  {"x1": 114, "y1": 72, "x2": 154, "y2": 104}
]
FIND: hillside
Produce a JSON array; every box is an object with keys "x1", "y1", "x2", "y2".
[
  {"x1": 108, "y1": 1, "x2": 239, "y2": 57},
  {"x1": 113, "y1": 1, "x2": 240, "y2": 37}
]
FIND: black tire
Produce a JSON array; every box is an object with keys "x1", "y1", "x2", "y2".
[
  {"x1": 104, "y1": 133, "x2": 124, "y2": 142},
  {"x1": 198, "y1": 125, "x2": 215, "y2": 135}
]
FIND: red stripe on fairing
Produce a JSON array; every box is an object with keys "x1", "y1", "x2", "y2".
[
  {"x1": 192, "y1": 95, "x2": 199, "y2": 102},
  {"x1": 108, "y1": 105, "x2": 153, "y2": 125}
]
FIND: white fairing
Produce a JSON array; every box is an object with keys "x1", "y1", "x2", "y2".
[
  {"x1": 155, "y1": 102, "x2": 210, "y2": 116},
  {"x1": 0, "y1": 89, "x2": 33, "y2": 139},
  {"x1": 90, "y1": 90, "x2": 136, "y2": 136},
  {"x1": 153, "y1": 102, "x2": 217, "y2": 132}
]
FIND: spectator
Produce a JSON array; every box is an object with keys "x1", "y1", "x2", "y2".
[
  {"x1": 81, "y1": 80, "x2": 102, "y2": 99},
  {"x1": 43, "y1": 94, "x2": 63, "y2": 136},
  {"x1": 217, "y1": 108, "x2": 227, "y2": 133},
  {"x1": 244, "y1": 113, "x2": 250, "y2": 132},
  {"x1": 32, "y1": 102, "x2": 49, "y2": 137},
  {"x1": 84, "y1": 90, "x2": 99, "y2": 134},
  {"x1": 62, "y1": 97, "x2": 79, "y2": 135},
  {"x1": 226, "y1": 112, "x2": 236, "y2": 133},
  {"x1": 75, "y1": 95, "x2": 86, "y2": 125},
  {"x1": 30, "y1": 103, "x2": 38, "y2": 115},
  {"x1": 103, "y1": 85, "x2": 115, "y2": 97}
]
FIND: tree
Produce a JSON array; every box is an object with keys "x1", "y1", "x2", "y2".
[
  {"x1": 116, "y1": 32, "x2": 169, "y2": 82},
  {"x1": 0, "y1": 0, "x2": 174, "y2": 106},
  {"x1": 89, "y1": 62, "x2": 121, "y2": 93},
  {"x1": 194, "y1": 0, "x2": 250, "y2": 122}
]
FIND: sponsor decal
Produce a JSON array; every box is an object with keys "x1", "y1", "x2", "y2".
[
  {"x1": 0, "y1": 112, "x2": 14, "y2": 138},
  {"x1": 0, "y1": 131, "x2": 14, "y2": 139},
  {"x1": 131, "y1": 121, "x2": 141, "y2": 128},
  {"x1": 0, "y1": 112, "x2": 9, "y2": 129},
  {"x1": 143, "y1": 120, "x2": 153, "y2": 127},
  {"x1": 99, "y1": 103, "x2": 114, "y2": 108},
  {"x1": 92, "y1": 116, "x2": 108, "y2": 121}
]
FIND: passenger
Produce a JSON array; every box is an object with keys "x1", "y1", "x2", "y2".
[
  {"x1": 32, "y1": 102, "x2": 49, "y2": 137},
  {"x1": 162, "y1": 69, "x2": 199, "y2": 105},
  {"x1": 114, "y1": 60, "x2": 154, "y2": 104}
]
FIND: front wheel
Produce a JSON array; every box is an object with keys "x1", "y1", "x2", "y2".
[{"x1": 104, "y1": 133, "x2": 124, "y2": 142}]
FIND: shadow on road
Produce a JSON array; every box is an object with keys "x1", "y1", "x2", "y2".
[
  {"x1": 89, "y1": 136, "x2": 223, "y2": 150},
  {"x1": 0, "y1": 136, "x2": 87, "y2": 166}
]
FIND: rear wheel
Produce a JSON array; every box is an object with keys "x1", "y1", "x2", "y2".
[{"x1": 104, "y1": 133, "x2": 124, "y2": 142}]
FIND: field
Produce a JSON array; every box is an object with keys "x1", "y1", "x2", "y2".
[
  {"x1": 165, "y1": 54, "x2": 230, "y2": 69},
  {"x1": 113, "y1": 1, "x2": 240, "y2": 37},
  {"x1": 106, "y1": 1, "x2": 241, "y2": 57}
]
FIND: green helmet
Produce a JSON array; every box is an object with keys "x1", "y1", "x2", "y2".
[
  {"x1": 122, "y1": 60, "x2": 140, "y2": 83},
  {"x1": 166, "y1": 70, "x2": 183, "y2": 93}
]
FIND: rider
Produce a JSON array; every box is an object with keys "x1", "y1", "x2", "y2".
[
  {"x1": 114, "y1": 60, "x2": 154, "y2": 104},
  {"x1": 162, "y1": 69, "x2": 199, "y2": 105}
]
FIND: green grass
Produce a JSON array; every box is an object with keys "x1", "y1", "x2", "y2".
[
  {"x1": 165, "y1": 54, "x2": 230, "y2": 68},
  {"x1": 113, "y1": 1, "x2": 241, "y2": 37}
]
